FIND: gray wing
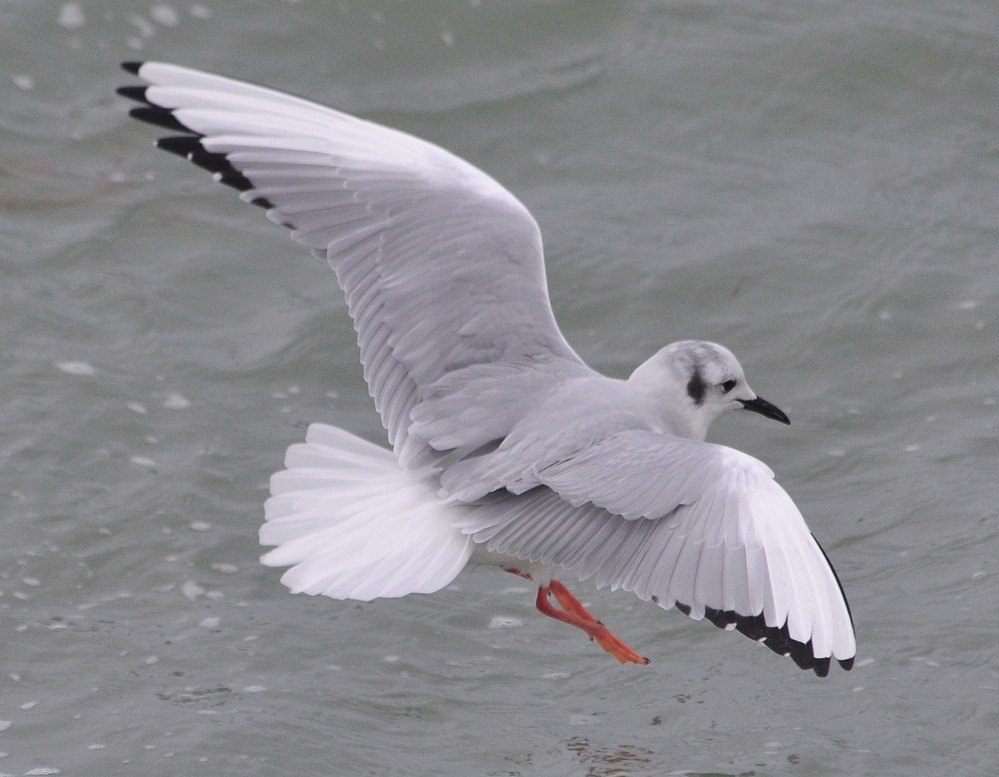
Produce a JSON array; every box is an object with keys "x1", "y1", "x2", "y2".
[
  {"x1": 120, "y1": 62, "x2": 590, "y2": 467},
  {"x1": 458, "y1": 430, "x2": 856, "y2": 675}
]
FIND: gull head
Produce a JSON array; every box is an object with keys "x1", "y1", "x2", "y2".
[{"x1": 627, "y1": 340, "x2": 789, "y2": 441}]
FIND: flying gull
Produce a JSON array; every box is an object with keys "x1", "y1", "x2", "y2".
[{"x1": 119, "y1": 62, "x2": 855, "y2": 675}]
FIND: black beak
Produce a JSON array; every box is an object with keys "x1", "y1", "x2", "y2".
[{"x1": 739, "y1": 396, "x2": 790, "y2": 425}]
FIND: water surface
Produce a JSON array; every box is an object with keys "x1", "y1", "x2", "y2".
[{"x1": 2, "y1": 2, "x2": 997, "y2": 775}]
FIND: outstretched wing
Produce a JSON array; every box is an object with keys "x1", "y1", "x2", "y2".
[
  {"x1": 459, "y1": 430, "x2": 856, "y2": 675},
  {"x1": 119, "y1": 62, "x2": 589, "y2": 467}
]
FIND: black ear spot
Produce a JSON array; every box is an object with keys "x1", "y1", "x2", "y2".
[{"x1": 686, "y1": 370, "x2": 706, "y2": 406}]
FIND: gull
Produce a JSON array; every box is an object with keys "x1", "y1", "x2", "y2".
[{"x1": 119, "y1": 62, "x2": 856, "y2": 675}]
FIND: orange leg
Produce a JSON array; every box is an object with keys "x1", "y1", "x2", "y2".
[{"x1": 505, "y1": 568, "x2": 648, "y2": 665}]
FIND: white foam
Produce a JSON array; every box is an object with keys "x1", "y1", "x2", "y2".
[{"x1": 56, "y1": 361, "x2": 94, "y2": 376}]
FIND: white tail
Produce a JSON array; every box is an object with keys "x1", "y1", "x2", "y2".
[{"x1": 260, "y1": 424, "x2": 472, "y2": 600}]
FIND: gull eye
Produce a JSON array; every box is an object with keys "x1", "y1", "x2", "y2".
[{"x1": 721, "y1": 379, "x2": 737, "y2": 394}]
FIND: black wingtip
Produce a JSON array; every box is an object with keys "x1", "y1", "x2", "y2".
[
  {"x1": 128, "y1": 105, "x2": 191, "y2": 134},
  {"x1": 117, "y1": 85, "x2": 150, "y2": 104},
  {"x1": 155, "y1": 135, "x2": 204, "y2": 159},
  {"x1": 678, "y1": 602, "x2": 849, "y2": 676},
  {"x1": 154, "y1": 136, "x2": 268, "y2": 203},
  {"x1": 123, "y1": 73, "x2": 278, "y2": 214}
]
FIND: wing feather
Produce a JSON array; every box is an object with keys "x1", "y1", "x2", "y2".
[{"x1": 121, "y1": 61, "x2": 587, "y2": 467}]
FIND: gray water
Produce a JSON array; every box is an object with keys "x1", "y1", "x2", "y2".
[{"x1": 2, "y1": 2, "x2": 998, "y2": 775}]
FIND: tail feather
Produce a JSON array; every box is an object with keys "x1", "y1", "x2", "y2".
[{"x1": 260, "y1": 423, "x2": 472, "y2": 601}]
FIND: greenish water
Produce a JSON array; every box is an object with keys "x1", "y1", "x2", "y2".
[{"x1": 2, "y1": 2, "x2": 998, "y2": 775}]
